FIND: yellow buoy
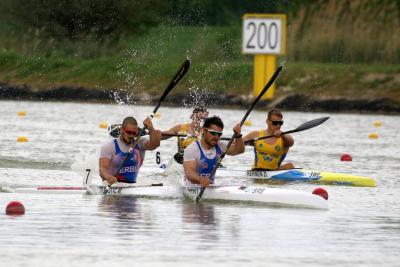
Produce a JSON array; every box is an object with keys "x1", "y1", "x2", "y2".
[
  {"x1": 154, "y1": 113, "x2": 161, "y2": 118},
  {"x1": 373, "y1": 121, "x2": 382, "y2": 127},
  {"x1": 99, "y1": 122, "x2": 108, "y2": 129},
  {"x1": 243, "y1": 120, "x2": 252, "y2": 126},
  {"x1": 368, "y1": 133, "x2": 378, "y2": 139},
  {"x1": 17, "y1": 111, "x2": 26, "y2": 117},
  {"x1": 17, "y1": 136, "x2": 28, "y2": 142}
]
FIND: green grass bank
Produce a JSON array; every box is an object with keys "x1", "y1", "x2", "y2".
[{"x1": 0, "y1": 24, "x2": 399, "y2": 104}]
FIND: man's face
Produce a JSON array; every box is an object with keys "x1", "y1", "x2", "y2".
[
  {"x1": 121, "y1": 124, "x2": 139, "y2": 144},
  {"x1": 267, "y1": 115, "x2": 284, "y2": 130},
  {"x1": 203, "y1": 124, "x2": 223, "y2": 147}
]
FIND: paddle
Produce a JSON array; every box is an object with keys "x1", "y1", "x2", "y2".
[
  {"x1": 104, "y1": 59, "x2": 191, "y2": 194},
  {"x1": 135, "y1": 59, "x2": 191, "y2": 142},
  {"x1": 244, "y1": 117, "x2": 330, "y2": 145},
  {"x1": 195, "y1": 65, "x2": 283, "y2": 202},
  {"x1": 161, "y1": 132, "x2": 231, "y2": 141}
]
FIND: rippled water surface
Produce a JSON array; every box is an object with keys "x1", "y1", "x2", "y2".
[{"x1": 1, "y1": 100, "x2": 400, "y2": 266}]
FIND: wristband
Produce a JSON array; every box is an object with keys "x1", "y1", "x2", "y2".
[{"x1": 234, "y1": 134, "x2": 242, "y2": 138}]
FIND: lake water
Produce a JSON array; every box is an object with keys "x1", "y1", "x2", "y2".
[{"x1": 1, "y1": 100, "x2": 399, "y2": 266}]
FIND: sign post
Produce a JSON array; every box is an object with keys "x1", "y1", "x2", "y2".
[{"x1": 243, "y1": 14, "x2": 286, "y2": 99}]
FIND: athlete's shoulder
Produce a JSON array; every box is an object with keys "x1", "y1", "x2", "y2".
[
  {"x1": 101, "y1": 138, "x2": 116, "y2": 148},
  {"x1": 185, "y1": 139, "x2": 199, "y2": 150},
  {"x1": 168, "y1": 123, "x2": 188, "y2": 133}
]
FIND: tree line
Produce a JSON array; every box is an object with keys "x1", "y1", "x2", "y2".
[{"x1": 0, "y1": 0, "x2": 303, "y2": 41}]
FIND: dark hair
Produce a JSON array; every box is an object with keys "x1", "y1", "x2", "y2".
[
  {"x1": 192, "y1": 106, "x2": 208, "y2": 114},
  {"x1": 122, "y1": 116, "x2": 138, "y2": 127},
  {"x1": 203, "y1": 116, "x2": 224, "y2": 129},
  {"x1": 267, "y1": 108, "x2": 283, "y2": 120}
]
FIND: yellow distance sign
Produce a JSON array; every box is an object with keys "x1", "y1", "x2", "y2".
[{"x1": 243, "y1": 14, "x2": 286, "y2": 99}]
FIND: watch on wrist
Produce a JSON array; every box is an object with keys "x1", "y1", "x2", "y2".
[{"x1": 235, "y1": 134, "x2": 242, "y2": 138}]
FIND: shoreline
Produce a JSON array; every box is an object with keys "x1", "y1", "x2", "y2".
[{"x1": 1, "y1": 83, "x2": 400, "y2": 114}]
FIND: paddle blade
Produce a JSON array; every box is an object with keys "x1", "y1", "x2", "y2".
[
  {"x1": 160, "y1": 59, "x2": 191, "y2": 102},
  {"x1": 247, "y1": 117, "x2": 330, "y2": 144},
  {"x1": 292, "y1": 117, "x2": 330, "y2": 133}
]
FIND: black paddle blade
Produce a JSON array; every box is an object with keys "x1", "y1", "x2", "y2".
[
  {"x1": 173, "y1": 152, "x2": 184, "y2": 164},
  {"x1": 293, "y1": 117, "x2": 330, "y2": 132},
  {"x1": 251, "y1": 117, "x2": 330, "y2": 143},
  {"x1": 160, "y1": 59, "x2": 191, "y2": 102}
]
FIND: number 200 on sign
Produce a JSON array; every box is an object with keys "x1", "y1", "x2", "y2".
[{"x1": 243, "y1": 18, "x2": 283, "y2": 54}]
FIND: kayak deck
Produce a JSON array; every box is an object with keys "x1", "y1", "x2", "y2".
[
  {"x1": 14, "y1": 186, "x2": 87, "y2": 194},
  {"x1": 243, "y1": 169, "x2": 376, "y2": 187}
]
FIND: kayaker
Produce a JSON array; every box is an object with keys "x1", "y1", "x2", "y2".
[
  {"x1": 99, "y1": 116, "x2": 161, "y2": 185},
  {"x1": 183, "y1": 116, "x2": 244, "y2": 188},
  {"x1": 243, "y1": 108, "x2": 294, "y2": 171},
  {"x1": 161, "y1": 107, "x2": 209, "y2": 163}
]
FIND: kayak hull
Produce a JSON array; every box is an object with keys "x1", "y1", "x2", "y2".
[
  {"x1": 163, "y1": 159, "x2": 376, "y2": 187},
  {"x1": 13, "y1": 182, "x2": 328, "y2": 210},
  {"x1": 14, "y1": 186, "x2": 87, "y2": 194},
  {"x1": 243, "y1": 169, "x2": 376, "y2": 187},
  {"x1": 181, "y1": 185, "x2": 328, "y2": 210}
]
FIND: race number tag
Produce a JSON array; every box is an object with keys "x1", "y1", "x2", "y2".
[
  {"x1": 302, "y1": 171, "x2": 321, "y2": 179},
  {"x1": 246, "y1": 170, "x2": 270, "y2": 178},
  {"x1": 239, "y1": 186, "x2": 266, "y2": 194},
  {"x1": 102, "y1": 186, "x2": 122, "y2": 195}
]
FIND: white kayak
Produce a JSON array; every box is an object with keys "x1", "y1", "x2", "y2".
[
  {"x1": 181, "y1": 184, "x2": 328, "y2": 209},
  {"x1": 84, "y1": 180, "x2": 328, "y2": 210},
  {"x1": 13, "y1": 180, "x2": 328, "y2": 209}
]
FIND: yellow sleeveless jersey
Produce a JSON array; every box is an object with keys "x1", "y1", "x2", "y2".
[
  {"x1": 177, "y1": 123, "x2": 198, "y2": 151},
  {"x1": 253, "y1": 130, "x2": 287, "y2": 170}
]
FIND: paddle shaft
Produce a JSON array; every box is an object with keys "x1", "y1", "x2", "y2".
[
  {"x1": 135, "y1": 59, "x2": 191, "y2": 142},
  {"x1": 162, "y1": 132, "x2": 230, "y2": 141},
  {"x1": 195, "y1": 65, "x2": 283, "y2": 202}
]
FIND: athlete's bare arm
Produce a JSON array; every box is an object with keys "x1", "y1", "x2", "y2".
[
  {"x1": 227, "y1": 123, "x2": 245, "y2": 155},
  {"x1": 99, "y1": 158, "x2": 117, "y2": 185},
  {"x1": 183, "y1": 160, "x2": 210, "y2": 187},
  {"x1": 143, "y1": 117, "x2": 160, "y2": 150},
  {"x1": 160, "y1": 124, "x2": 182, "y2": 140}
]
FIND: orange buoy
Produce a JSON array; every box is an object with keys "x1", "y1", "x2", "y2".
[
  {"x1": 17, "y1": 111, "x2": 26, "y2": 117},
  {"x1": 99, "y1": 122, "x2": 108, "y2": 129},
  {"x1": 154, "y1": 113, "x2": 161, "y2": 118},
  {"x1": 243, "y1": 120, "x2": 252, "y2": 126},
  {"x1": 5, "y1": 201, "x2": 25, "y2": 215},
  {"x1": 312, "y1": 188, "x2": 329, "y2": 200},
  {"x1": 368, "y1": 133, "x2": 378, "y2": 139},
  {"x1": 340, "y1": 154, "x2": 352, "y2": 161},
  {"x1": 17, "y1": 136, "x2": 28, "y2": 142}
]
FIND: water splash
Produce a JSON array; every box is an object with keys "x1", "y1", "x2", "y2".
[{"x1": 183, "y1": 84, "x2": 215, "y2": 109}]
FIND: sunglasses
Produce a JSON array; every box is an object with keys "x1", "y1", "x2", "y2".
[
  {"x1": 205, "y1": 128, "x2": 223, "y2": 137},
  {"x1": 123, "y1": 129, "x2": 138, "y2": 136},
  {"x1": 271, "y1": 120, "x2": 284, "y2": 126}
]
